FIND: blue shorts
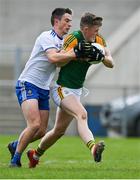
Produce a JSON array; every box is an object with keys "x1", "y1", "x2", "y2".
[{"x1": 16, "y1": 81, "x2": 50, "y2": 110}]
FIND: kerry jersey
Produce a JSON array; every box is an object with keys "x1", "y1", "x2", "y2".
[{"x1": 57, "y1": 30, "x2": 106, "y2": 88}]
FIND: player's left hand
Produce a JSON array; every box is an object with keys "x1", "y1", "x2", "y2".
[{"x1": 73, "y1": 40, "x2": 93, "y2": 58}]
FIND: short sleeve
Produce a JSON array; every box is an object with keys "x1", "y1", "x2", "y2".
[
  {"x1": 63, "y1": 34, "x2": 78, "y2": 51},
  {"x1": 96, "y1": 34, "x2": 107, "y2": 47}
]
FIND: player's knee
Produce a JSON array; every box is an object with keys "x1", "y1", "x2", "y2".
[
  {"x1": 37, "y1": 129, "x2": 46, "y2": 138},
  {"x1": 79, "y1": 110, "x2": 87, "y2": 121},
  {"x1": 30, "y1": 122, "x2": 41, "y2": 132}
]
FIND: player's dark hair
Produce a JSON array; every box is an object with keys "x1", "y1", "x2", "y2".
[
  {"x1": 51, "y1": 8, "x2": 72, "y2": 26},
  {"x1": 80, "y1": 12, "x2": 103, "y2": 28}
]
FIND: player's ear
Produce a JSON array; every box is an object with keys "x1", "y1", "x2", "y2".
[
  {"x1": 54, "y1": 18, "x2": 59, "y2": 25},
  {"x1": 83, "y1": 26, "x2": 89, "y2": 34}
]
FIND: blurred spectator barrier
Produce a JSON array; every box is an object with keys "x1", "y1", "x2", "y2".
[{"x1": 100, "y1": 94, "x2": 140, "y2": 137}]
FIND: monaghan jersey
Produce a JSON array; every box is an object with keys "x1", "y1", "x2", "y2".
[
  {"x1": 19, "y1": 30, "x2": 63, "y2": 90},
  {"x1": 57, "y1": 30, "x2": 106, "y2": 89}
]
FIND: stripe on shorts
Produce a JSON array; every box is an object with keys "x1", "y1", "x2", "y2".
[
  {"x1": 57, "y1": 87, "x2": 64, "y2": 100},
  {"x1": 20, "y1": 81, "x2": 27, "y2": 101}
]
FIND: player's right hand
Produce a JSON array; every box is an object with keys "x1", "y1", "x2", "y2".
[{"x1": 87, "y1": 45, "x2": 105, "y2": 62}]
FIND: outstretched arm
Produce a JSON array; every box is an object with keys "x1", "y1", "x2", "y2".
[
  {"x1": 45, "y1": 40, "x2": 93, "y2": 64},
  {"x1": 45, "y1": 48, "x2": 76, "y2": 63}
]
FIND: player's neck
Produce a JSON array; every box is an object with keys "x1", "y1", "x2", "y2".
[{"x1": 53, "y1": 27, "x2": 63, "y2": 39}]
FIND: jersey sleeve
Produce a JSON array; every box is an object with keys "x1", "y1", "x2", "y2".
[
  {"x1": 38, "y1": 32, "x2": 57, "y2": 51},
  {"x1": 95, "y1": 34, "x2": 107, "y2": 47},
  {"x1": 63, "y1": 34, "x2": 78, "y2": 51}
]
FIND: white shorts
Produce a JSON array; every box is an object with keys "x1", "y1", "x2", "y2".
[{"x1": 51, "y1": 83, "x2": 83, "y2": 107}]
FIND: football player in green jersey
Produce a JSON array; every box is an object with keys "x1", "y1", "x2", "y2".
[{"x1": 27, "y1": 12, "x2": 114, "y2": 168}]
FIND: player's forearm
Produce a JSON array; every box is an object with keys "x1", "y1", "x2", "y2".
[
  {"x1": 102, "y1": 56, "x2": 114, "y2": 68},
  {"x1": 47, "y1": 49, "x2": 76, "y2": 63}
]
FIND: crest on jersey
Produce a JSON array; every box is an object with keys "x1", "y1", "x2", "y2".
[{"x1": 27, "y1": 90, "x2": 33, "y2": 96}]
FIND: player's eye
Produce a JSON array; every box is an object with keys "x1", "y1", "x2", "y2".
[{"x1": 65, "y1": 19, "x2": 71, "y2": 23}]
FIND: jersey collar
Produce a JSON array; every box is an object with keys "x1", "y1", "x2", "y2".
[{"x1": 52, "y1": 29, "x2": 63, "y2": 40}]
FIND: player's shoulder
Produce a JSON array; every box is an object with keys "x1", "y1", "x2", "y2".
[
  {"x1": 63, "y1": 30, "x2": 81, "y2": 50},
  {"x1": 64, "y1": 31, "x2": 77, "y2": 44},
  {"x1": 38, "y1": 30, "x2": 52, "y2": 38},
  {"x1": 72, "y1": 30, "x2": 80, "y2": 36},
  {"x1": 72, "y1": 30, "x2": 84, "y2": 40},
  {"x1": 37, "y1": 30, "x2": 56, "y2": 43},
  {"x1": 95, "y1": 34, "x2": 107, "y2": 47},
  {"x1": 64, "y1": 30, "x2": 83, "y2": 44}
]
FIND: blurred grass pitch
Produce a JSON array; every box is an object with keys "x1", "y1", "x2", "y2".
[{"x1": 0, "y1": 135, "x2": 140, "y2": 179}]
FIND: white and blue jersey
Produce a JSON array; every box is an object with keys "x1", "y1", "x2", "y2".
[
  {"x1": 16, "y1": 30, "x2": 64, "y2": 110},
  {"x1": 19, "y1": 30, "x2": 63, "y2": 90}
]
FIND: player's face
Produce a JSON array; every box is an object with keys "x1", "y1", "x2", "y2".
[
  {"x1": 58, "y1": 13, "x2": 72, "y2": 36},
  {"x1": 84, "y1": 25, "x2": 100, "y2": 42}
]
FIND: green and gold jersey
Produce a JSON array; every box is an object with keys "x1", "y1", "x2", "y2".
[{"x1": 57, "y1": 30, "x2": 106, "y2": 89}]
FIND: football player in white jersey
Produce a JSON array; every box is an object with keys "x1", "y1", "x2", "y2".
[{"x1": 7, "y1": 8, "x2": 93, "y2": 167}]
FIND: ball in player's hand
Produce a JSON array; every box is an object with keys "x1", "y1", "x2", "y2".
[{"x1": 88, "y1": 43, "x2": 105, "y2": 64}]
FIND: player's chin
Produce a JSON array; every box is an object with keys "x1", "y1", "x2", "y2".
[{"x1": 65, "y1": 28, "x2": 70, "y2": 34}]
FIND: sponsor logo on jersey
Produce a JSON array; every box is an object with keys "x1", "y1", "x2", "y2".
[{"x1": 55, "y1": 43, "x2": 63, "y2": 49}]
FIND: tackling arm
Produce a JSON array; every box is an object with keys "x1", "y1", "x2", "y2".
[
  {"x1": 45, "y1": 40, "x2": 93, "y2": 64},
  {"x1": 45, "y1": 48, "x2": 76, "y2": 63}
]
